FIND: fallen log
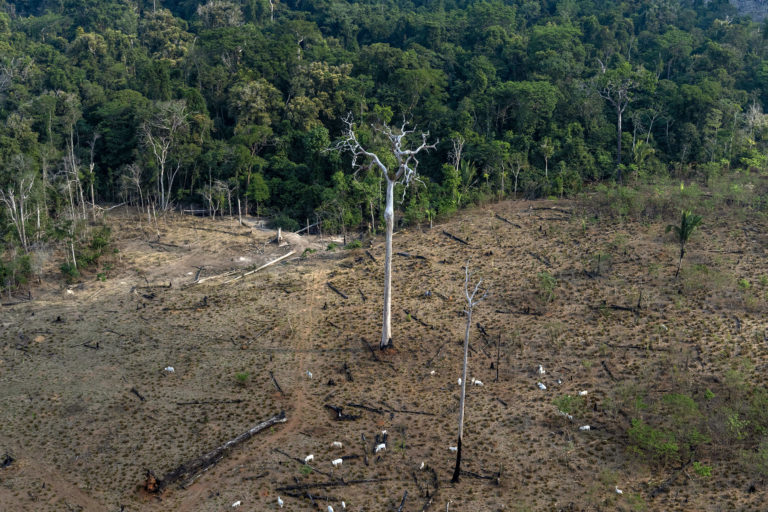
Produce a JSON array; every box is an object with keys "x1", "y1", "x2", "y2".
[
  {"x1": 604, "y1": 342, "x2": 670, "y2": 352},
  {"x1": 397, "y1": 490, "x2": 408, "y2": 512},
  {"x1": 404, "y1": 309, "x2": 432, "y2": 329},
  {"x1": 223, "y1": 250, "x2": 297, "y2": 284},
  {"x1": 281, "y1": 490, "x2": 341, "y2": 502},
  {"x1": 397, "y1": 252, "x2": 428, "y2": 260},
  {"x1": 347, "y1": 403, "x2": 385, "y2": 414},
  {"x1": 527, "y1": 251, "x2": 552, "y2": 268},
  {"x1": 327, "y1": 282, "x2": 348, "y2": 299},
  {"x1": 530, "y1": 206, "x2": 572, "y2": 215},
  {"x1": 361, "y1": 337, "x2": 380, "y2": 361},
  {"x1": 342, "y1": 362, "x2": 353, "y2": 382},
  {"x1": 392, "y1": 408, "x2": 436, "y2": 417},
  {"x1": 130, "y1": 387, "x2": 145, "y2": 402},
  {"x1": 242, "y1": 471, "x2": 269, "y2": 481},
  {"x1": 276, "y1": 477, "x2": 395, "y2": 492},
  {"x1": 295, "y1": 221, "x2": 320, "y2": 234},
  {"x1": 346, "y1": 402, "x2": 435, "y2": 417},
  {"x1": 460, "y1": 469, "x2": 498, "y2": 481},
  {"x1": 495, "y1": 308, "x2": 542, "y2": 317},
  {"x1": 494, "y1": 214, "x2": 521, "y2": 228},
  {"x1": 270, "y1": 371, "x2": 284, "y2": 395},
  {"x1": 325, "y1": 404, "x2": 360, "y2": 421},
  {"x1": 442, "y1": 230, "x2": 469, "y2": 245},
  {"x1": 601, "y1": 360, "x2": 617, "y2": 381},
  {"x1": 176, "y1": 399, "x2": 244, "y2": 406},
  {"x1": 426, "y1": 342, "x2": 447, "y2": 367},
  {"x1": 365, "y1": 250, "x2": 377, "y2": 262},
  {"x1": 361, "y1": 433, "x2": 369, "y2": 466},
  {"x1": 145, "y1": 410, "x2": 286, "y2": 492}
]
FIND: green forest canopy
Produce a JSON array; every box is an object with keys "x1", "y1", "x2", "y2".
[{"x1": 1, "y1": 0, "x2": 768, "y2": 251}]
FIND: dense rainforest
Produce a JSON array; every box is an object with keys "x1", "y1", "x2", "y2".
[{"x1": 1, "y1": 0, "x2": 768, "y2": 288}]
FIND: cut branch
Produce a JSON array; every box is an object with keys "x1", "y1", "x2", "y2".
[
  {"x1": 327, "y1": 282, "x2": 348, "y2": 299},
  {"x1": 494, "y1": 214, "x2": 521, "y2": 228},
  {"x1": 442, "y1": 231, "x2": 469, "y2": 245}
]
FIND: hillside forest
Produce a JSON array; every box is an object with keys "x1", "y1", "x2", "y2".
[{"x1": 2, "y1": 0, "x2": 768, "y2": 286}]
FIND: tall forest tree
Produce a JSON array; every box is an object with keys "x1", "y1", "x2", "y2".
[{"x1": 588, "y1": 61, "x2": 645, "y2": 182}]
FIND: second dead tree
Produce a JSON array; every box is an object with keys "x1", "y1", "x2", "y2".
[{"x1": 452, "y1": 263, "x2": 487, "y2": 483}]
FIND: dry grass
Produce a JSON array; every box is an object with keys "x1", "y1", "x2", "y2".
[{"x1": 1, "y1": 193, "x2": 767, "y2": 511}]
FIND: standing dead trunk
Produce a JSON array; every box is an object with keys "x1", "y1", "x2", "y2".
[
  {"x1": 452, "y1": 293, "x2": 473, "y2": 482},
  {"x1": 334, "y1": 114, "x2": 437, "y2": 351},
  {"x1": 452, "y1": 263, "x2": 486, "y2": 483},
  {"x1": 381, "y1": 178, "x2": 395, "y2": 349},
  {"x1": 616, "y1": 109, "x2": 623, "y2": 182}
]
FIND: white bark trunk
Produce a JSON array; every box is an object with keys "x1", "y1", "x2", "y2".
[
  {"x1": 381, "y1": 178, "x2": 395, "y2": 349},
  {"x1": 457, "y1": 306, "x2": 471, "y2": 439}
]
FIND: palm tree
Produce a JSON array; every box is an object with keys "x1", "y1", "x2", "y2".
[{"x1": 666, "y1": 210, "x2": 702, "y2": 278}]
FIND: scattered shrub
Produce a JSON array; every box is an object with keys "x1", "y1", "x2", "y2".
[
  {"x1": 537, "y1": 271, "x2": 557, "y2": 304},
  {"x1": 344, "y1": 240, "x2": 362, "y2": 250}
]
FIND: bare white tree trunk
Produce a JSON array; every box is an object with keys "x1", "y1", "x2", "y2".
[
  {"x1": 335, "y1": 114, "x2": 437, "y2": 350},
  {"x1": 381, "y1": 178, "x2": 395, "y2": 348},
  {"x1": 143, "y1": 101, "x2": 189, "y2": 211},
  {"x1": 0, "y1": 176, "x2": 34, "y2": 252},
  {"x1": 452, "y1": 264, "x2": 486, "y2": 483},
  {"x1": 88, "y1": 133, "x2": 100, "y2": 220}
]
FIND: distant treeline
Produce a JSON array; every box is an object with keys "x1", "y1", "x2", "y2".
[{"x1": 1, "y1": 0, "x2": 768, "y2": 284}]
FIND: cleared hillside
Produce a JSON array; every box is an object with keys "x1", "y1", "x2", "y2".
[{"x1": 1, "y1": 180, "x2": 768, "y2": 511}]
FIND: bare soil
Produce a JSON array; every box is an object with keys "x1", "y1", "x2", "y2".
[{"x1": 1, "y1": 199, "x2": 767, "y2": 511}]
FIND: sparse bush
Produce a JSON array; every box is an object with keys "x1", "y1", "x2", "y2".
[
  {"x1": 628, "y1": 418, "x2": 680, "y2": 466},
  {"x1": 0, "y1": 251, "x2": 32, "y2": 291},
  {"x1": 59, "y1": 261, "x2": 79, "y2": 281},
  {"x1": 537, "y1": 271, "x2": 557, "y2": 304},
  {"x1": 344, "y1": 240, "x2": 362, "y2": 250},
  {"x1": 234, "y1": 372, "x2": 250, "y2": 386},
  {"x1": 553, "y1": 394, "x2": 586, "y2": 416},
  {"x1": 270, "y1": 213, "x2": 300, "y2": 232},
  {"x1": 692, "y1": 461, "x2": 712, "y2": 477}
]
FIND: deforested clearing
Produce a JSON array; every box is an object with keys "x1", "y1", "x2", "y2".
[{"x1": 1, "y1": 190, "x2": 768, "y2": 511}]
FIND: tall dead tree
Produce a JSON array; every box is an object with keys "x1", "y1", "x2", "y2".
[
  {"x1": 452, "y1": 263, "x2": 486, "y2": 483},
  {"x1": 87, "y1": 132, "x2": 100, "y2": 220},
  {"x1": 143, "y1": 100, "x2": 189, "y2": 211},
  {"x1": 0, "y1": 173, "x2": 35, "y2": 253},
  {"x1": 335, "y1": 114, "x2": 437, "y2": 349}
]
